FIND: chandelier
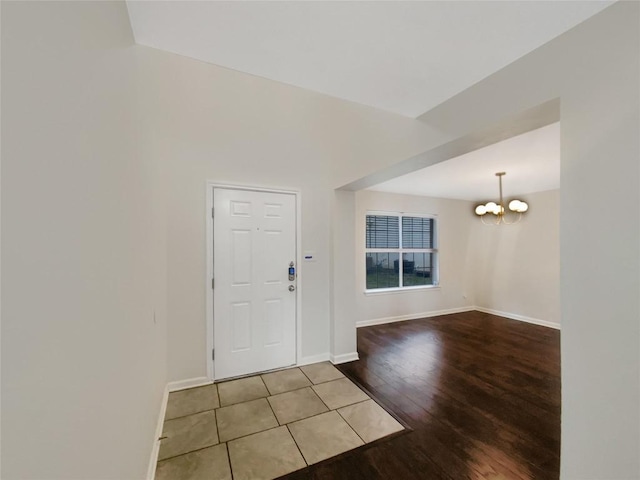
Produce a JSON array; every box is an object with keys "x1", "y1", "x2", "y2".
[{"x1": 474, "y1": 172, "x2": 528, "y2": 225}]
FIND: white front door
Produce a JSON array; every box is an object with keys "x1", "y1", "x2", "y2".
[{"x1": 213, "y1": 188, "x2": 297, "y2": 380}]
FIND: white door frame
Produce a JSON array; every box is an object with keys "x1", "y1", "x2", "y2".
[{"x1": 205, "y1": 181, "x2": 302, "y2": 381}]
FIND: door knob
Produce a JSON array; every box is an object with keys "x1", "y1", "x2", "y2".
[{"x1": 288, "y1": 285, "x2": 295, "y2": 292}]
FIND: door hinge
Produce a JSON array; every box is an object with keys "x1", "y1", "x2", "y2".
[
  {"x1": 211, "y1": 278, "x2": 215, "y2": 289},
  {"x1": 211, "y1": 207, "x2": 215, "y2": 218},
  {"x1": 212, "y1": 349, "x2": 215, "y2": 361}
]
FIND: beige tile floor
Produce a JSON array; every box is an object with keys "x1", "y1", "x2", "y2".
[{"x1": 155, "y1": 362, "x2": 404, "y2": 480}]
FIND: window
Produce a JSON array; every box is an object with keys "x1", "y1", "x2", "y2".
[{"x1": 365, "y1": 212, "x2": 438, "y2": 291}]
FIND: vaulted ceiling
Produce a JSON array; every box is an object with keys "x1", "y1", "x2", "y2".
[
  {"x1": 126, "y1": 1, "x2": 611, "y2": 118},
  {"x1": 125, "y1": 2, "x2": 610, "y2": 197}
]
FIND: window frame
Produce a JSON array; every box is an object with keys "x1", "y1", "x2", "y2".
[{"x1": 364, "y1": 210, "x2": 439, "y2": 293}]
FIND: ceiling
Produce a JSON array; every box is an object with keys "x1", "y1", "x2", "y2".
[
  {"x1": 126, "y1": 1, "x2": 612, "y2": 118},
  {"x1": 368, "y1": 122, "x2": 560, "y2": 201},
  {"x1": 125, "y1": 3, "x2": 598, "y2": 198}
]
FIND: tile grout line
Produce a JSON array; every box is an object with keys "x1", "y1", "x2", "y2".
[
  {"x1": 309, "y1": 385, "x2": 332, "y2": 412},
  {"x1": 220, "y1": 376, "x2": 316, "y2": 409},
  {"x1": 162, "y1": 424, "x2": 295, "y2": 464},
  {"x1": 298, "y1": 367, "x2": 314, "y2": 385},
  {"x1": 218, "y1": 396, "x2": 374, "y2": 450},
  {"x1": 213, "y1": 389, "x2": 222, "y2": 446},
  {"x1": 165, "y1": 411, "x2": 210, "y2": 422},
  {"x1": 259, "y1": 373, "x2": 276, "y2": 396},
  {"x1": 285, "y1": 423, "x2": 310, "y2": 467},
  {"x1": 268, "y1": 384, "x2": 313, "y2": 399},
  {"x1": 335, "y1": 408, "x2": 367, "y2": 445},
  {"x1": 217, "y1": 375, "x2": 271, "y2": 408},
  {"x1": 283, "y1": 395, "x2": 373, "y2": 428},
  {"x1": 264, "y1": 394, "x2": 284, "y2": 426},
  {"x1": 338, "y1": 398, "x2": 372, "y2": 411},
  {"x1": 158, "y1": 411, "x2": 220, "y2": 462},
  {"x1": 300, "y1": 370, "x2": 347, "y2": 387},
  {"x1": 268, "y1": 387, "x2": 331, "y2": 425},
  {"x1": 311, "y1": 377, "x2": 368, "y2": 411},
  {"x1": 258, "y1": 375, "x2": 270, "y2": 396},
  {"x1": 164, "y1": 405, "x2": 218, "y2": 422},
  {"x1": 157, "y1": 443, "x2": 221, "y2": 463},
  {"x1": 286, "y1": 409, "x2": 333, "y2": 426},
  {"x1": 222, "y1": 423, "x2": 283, "y2": 445},
  {"x1": 259, "y1": 370, "x2": 311, "y2": 396},
  {"x1": 164, "y1": 383, "x2": 220, "y2": 421},
  {"x1": 224, "y1": 442, "x2": 235, "y2": 480}
]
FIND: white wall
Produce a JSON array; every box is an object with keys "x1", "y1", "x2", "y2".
[
  {"x1": 136, "y1": 46, "x2": 439, "y2": 380},
  {"x1": 473, "y1": 189, "x2": 560, "y2": 327},
  {"x1": 355, "y1": 190, "x2": 476, "y2": 324},
  {"x1": 1, "y1": 2, "x2": 167, "y2": 479}
]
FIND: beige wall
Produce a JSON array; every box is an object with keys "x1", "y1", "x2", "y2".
[
  {"x1": 473, "y1": 189, "x2": 560, "y2": 326},
  {"x1": 1, "y1": 2, "x2": 167, "y2": 479},
  {"x1": 355, "y1": 190, "x2": 476, "y2": 324},
  {"x1": 136, "y1": 46, "x2": 439, "y2": 380},
  {"x1": 355, "y1": 189, "x2": 560, "y2": 328}
]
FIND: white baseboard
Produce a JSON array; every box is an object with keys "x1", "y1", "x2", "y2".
[
  {"x1": 298, "y1": 352, "x2": 359, "y2": 366},
  {"x1": 146, "y1": 385, "x2": 169, "y2": 480},
  {"x1": 357, "y1": 306, "x2": 475, "y2": 328},
  {"x1": 474, "y1": 306, "x2": 561, "y2": 330},
  {"x1": 147, "y1": 376, "x2": 213, "y2": 479},
  {"x1": 167, "y1": 376, "x2": 213, "y2": 393},
  {"x1": 297, "y1": 353, "x2": 330, "y2": 366},
  {"x1": 330, "y1": 352, "x2": 359, "y2": 364}
]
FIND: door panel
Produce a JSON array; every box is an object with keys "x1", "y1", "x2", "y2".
[
  {"x1": 231, "y1": 229, "x2": 251, "y2": 285},
  {"x1": 231, "y1": 302, "x2": 251, "y2": 351},
  {"x1": 264, "y1": 299, "x2": 283, "y2": 346},
  {"x1": 214, "y1": 188, "x2": 296, "y2": 380}
]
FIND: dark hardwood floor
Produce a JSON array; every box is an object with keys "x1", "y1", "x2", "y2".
[{"x1": 284, "y1": 310, "x2": 561, "y2": 480}]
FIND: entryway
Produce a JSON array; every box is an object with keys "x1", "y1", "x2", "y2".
[
  {"x1": 154, "y1": 363, "x2": 404, "y2": 480},
  {"x1": 210, "y1": 186, "x2": 298, "y2": 380}
]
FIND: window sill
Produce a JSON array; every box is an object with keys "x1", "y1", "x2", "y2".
[{"x1": 364, "y1": 285, "x2": 440, "y2": 296}]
